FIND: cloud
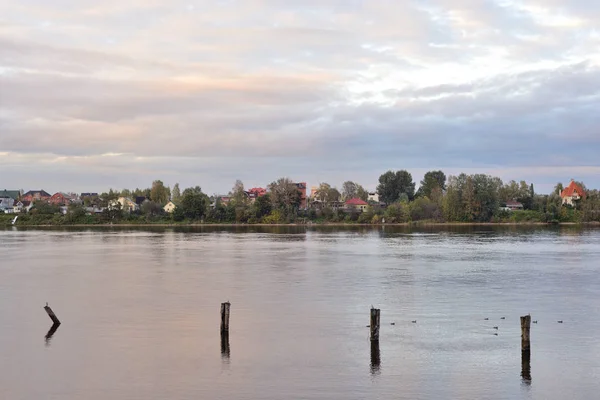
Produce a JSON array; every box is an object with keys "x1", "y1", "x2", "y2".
[{"x1": 1, "y1": 0, "x2": 599, "y2": 193}]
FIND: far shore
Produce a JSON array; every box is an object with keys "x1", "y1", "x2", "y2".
[{"x1": 6, "y1": 221, "x2": 600, "y2": 228}]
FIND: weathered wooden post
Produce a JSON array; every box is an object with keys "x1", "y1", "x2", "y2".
[
  {"x1": 370, "y1": 340, "x2": 381, "y2": 374},
  {"x1": 370, "y1": 307, "x2": 380, "y2": 342},
  {"x1": 221, "y1": 331, "x2": 230, "y2": 359},
  {"x1": 521, "y1": 314, "x2": 531, "y2": 382},
  {"x1": 220, "y1": 302, "x2": 230, "y2": 334},
  {"x1": 44, "y1": 302, "x2": 61, "y2": 325}
]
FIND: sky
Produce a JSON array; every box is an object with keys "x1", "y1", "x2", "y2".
[{"x1": 1, "y1": 0, "x2": 600, "y2": 195}]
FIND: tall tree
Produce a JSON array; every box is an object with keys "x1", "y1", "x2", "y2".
[
  {"x1": 230, "y1": 179, "x2": 247, "y2": 205},
  {"x1": 417, "y1": 170, "x2": 446, "y2": 198},
  {"x1": 376, "y1": 170, "x2": 415, "y2": 203},
  {"x1": 316, "y1": 183, "x2": 340, "y2": 204},
  {"x1": 150, "y1": 180, "x2": 170, "y2": 205},
  {"x1": 342, "y1": 181, "x2": 358, "y2": 200},
  {"x1": 180, "y1": 186, "x2": 208, "y2": 220},
  {"x1": 269, "y1": 178, "x2": 301, "y2": 214},
  {"x1": 172, "y1": 183, "x2": 181, "y2": 203},
  {"x1": 356, "y1": 185, "x2": 369, "y2": 201},
  {"x1": 554, "y1": 182, "x2": 564, "y2": 195}
]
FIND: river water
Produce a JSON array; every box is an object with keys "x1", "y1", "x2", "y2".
[{"x1": 1, "y1": 226, "x2": 599, "y2": 399}]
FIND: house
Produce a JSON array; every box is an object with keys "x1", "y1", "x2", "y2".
[
  {"x1": 109, "y1": 197, "x2": 139, "y2": 212},
  {"x1": 501, "y1": 200, "x2": 524, "y2": 211},
  {"x1": 49, "y1": 192, "x2": 75, "y2": 206},
  {"x1": 294, "y1": 182, "x2": 307, "y2": 209},
  {"x1": 368, "y1": 192, "x2": 379, "y2": 203},
  {"x1": 12, "y1": 201, "x2": 32, "y2": 213},
  {"x1": 0, "y1": 190, "x2": 20, "y2": 201},
  {"x1": 80, "y1": 193, "x2": 99, "y2": 198},
  {"x1": 0, "y1": 196, "x2": 15, "y2": 211},
  {"x1": 246, "y1": 187, "x2": 267, "y2": 203},
  {"x1": 21, "y1": 190, "x2": 51, "y2": 202},
  {"x1": 345, "y1": 198, "x2": 369, "y2": 212},
  {"x1": 560, "y1": 180, "x2": 586, "y2": 206},
  {"x1": 85, "y1": 206, "x2": 105, "y2": 214},
  {"x1": 163, "y1": 201, "x2": 177, "y2": 213}
]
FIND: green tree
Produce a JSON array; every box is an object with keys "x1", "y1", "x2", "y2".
[
  {"x1": 315, "y1": 183, "x2": 340, "y2": 204},
  {"x1": 230, "y1": 179, "x2": 248, "y2": 206},
  {"x1": 172, "y1": 183, "x2": 181, "y2": 203},
  {"x1": 342, "y1": 181, "x2": 358, "y2": 200},
  {"x1": 356, "y1": 185, "x2": 369, "y2": 201},
  {"x1": 180, "y1": 186, "x2": 208, "y2": 220},
  {"x1": 376, "y1": 170, "x2": 415, "y2": 203},
  {"x1": 150, "y1": 180, "x2": 170, "y2": 205},
  {"x1": 252, "y1": 193, "x2": 272, "y2": 220},
  {"x1": 268, "y1": 178, "x2": 301, "y2": 215},
  {"x1": 554, "y1": 182, "x2": 564, "y2": 195},
  {"x1": 417, "y1": 170, "x2": 446, "y2": 198}
]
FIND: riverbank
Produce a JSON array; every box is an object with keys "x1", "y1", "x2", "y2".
[{"x1": 4, "y1": 220, "x2": 600, "y2": 228}]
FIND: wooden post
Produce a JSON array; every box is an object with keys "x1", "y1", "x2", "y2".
[
  {"x1": 521, "y1": 314, "x2": 531, "y2": 382},
  {"x1": 521, "y1": 314, "x2": 531, "y2": 352},
  {"x1": 220, "y1": 302, "x2": 230, "y2": 334},
  {"x1": 221, "y1": 330, "x2": 230, "y2": 359},
  {"x1": 370, "y1": 340, "x2": 381, "y2": 374},
  {"x1": 370, "y1": 307, "x2": 380, "y2": 342},
  {"x1": 44, "y1": 303, "x2": 61, "y2": 325}
]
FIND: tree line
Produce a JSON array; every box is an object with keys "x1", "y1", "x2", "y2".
[{"x1": 13, "y1": 171, "x2": 600, "y2": 225}]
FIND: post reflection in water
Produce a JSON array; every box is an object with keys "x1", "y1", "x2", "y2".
[
  {"x1": 44, "y1": 322, "x2": 61, "y2": 346},
  {"x1": 370, "y1": 340, "x2": 381, "y2": 375},
  {"x1": 221, "y1": 331, "x2": 230, "y2": 361},
  {"x1": 521, "y1": 350, "x2": 531, "y2": 383}
]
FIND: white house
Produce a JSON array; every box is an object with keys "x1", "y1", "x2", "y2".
[
  {"x1": 163, "y1": 201, "x2": 177, "y2": 213},
  {"x1": 367, "y1": 192, "x2": 379, "y2": 203},
  {"x1": 109, "y1": 197, "x2": 139, "y2": 212}
]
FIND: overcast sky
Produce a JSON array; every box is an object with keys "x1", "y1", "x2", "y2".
[{"x1": 1, "y1": 0, "x2": 599, "y2": 195}]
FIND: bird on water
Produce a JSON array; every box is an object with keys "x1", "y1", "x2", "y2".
[
  {"x1": 558, "y1": 320, "x2": 563, "y2": 323},
  {"x1": 533, "y1": 320, "x2": 538, "y2": 324},
  {"x1": 411, "y1": 320, "x2": 417, "y2": 324},
  {"x1": 484, "y1": 318, "x2": 489, "y2": 320},
  {"x1": 493, "y1": 326, "x2": 499, "y2": 330},
  {"x1": 500, "y1": 317, "x2": 506, "y2": 320}
]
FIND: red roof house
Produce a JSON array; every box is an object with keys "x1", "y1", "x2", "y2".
[
  {"x1": 560, "y1": 180, "x2": 586, "y2": 206},
  {"x1": 345, "y1": 198, "x2": 369, "y2": 212}
]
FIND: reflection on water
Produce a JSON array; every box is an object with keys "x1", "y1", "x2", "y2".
[
  {"x1": 1, "y1": 226, "x2": 599, "y2": 400},
  {"x1": 44, "y1": 323, "x2": 60, "y2": 346}
]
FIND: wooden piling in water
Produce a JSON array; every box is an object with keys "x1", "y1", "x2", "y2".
[
  {"x1": 370, "y1": 307, "x2": 380, "y2": 342},
  {"x1": 221, "y1": 302, "x2": 231, "y2": 334},
  {"x1": 44, "y1": 303, "x2": 61, "y2": 325},
  {"x1": 521, "y1": 314, "x2": 531, "y2": 381},
  {"x1": 521, "y1": 314, "x2": 531, "y2": 352}
]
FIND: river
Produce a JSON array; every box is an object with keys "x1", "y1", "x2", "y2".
[{"x1": 1, "y1": 226, "x2": 599, "y2": 399}]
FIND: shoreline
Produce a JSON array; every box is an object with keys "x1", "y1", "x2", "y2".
[{"x1": 5, "y1": 221, "x2": 600, "y2": 228}]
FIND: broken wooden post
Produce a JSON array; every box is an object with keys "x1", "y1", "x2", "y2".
[
  {"x1": 521, "y1": 314, "x2": 531, "y2": 382},
  {"x1": 370, "y1": 307, "x2": 380, "y2": 342},
  {"x1": 220, "y1": 302, "x2": 230, "y2": 334},
  {"x1": 44, "y1": 302, "x2": 61, "y2": 325}
]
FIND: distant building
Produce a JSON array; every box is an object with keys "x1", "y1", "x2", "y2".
[
  {"x1": 367, "y1": 192, "x2": 379, "y2": 203},
  {"x1": 560, "y1": 180, "x2": 586, "y2": 206},
  {"x1": 0, "y1": 190, "x2": 20, "y2": 201},
  {"x1": 1, "y1": 196, "x2": 15, "y2": 212},
  {"x1": 109, "y1": 197, "x2": 139, "y2": 212},
  {"x1": 501, "y1": 200, "x2": 524, "y2": 211},
  {"x1": 294, "y1": 182, "x2": 307, "y2": 209},
  {"x1": 345, "y1": 198, "x2": 369, "y2": 213},
  {"x1": 21, "y1": 190, "x2": 51, "y2": 202},
  {"x1": 163, "y1": 201, "x2": 177, "y2": 213},
  {"x1": 49, "y1": 192, "x2": 76, "y2": 206},
  {"x1": 246, "y1": 187, "x2": 267, "y2": 203}
]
